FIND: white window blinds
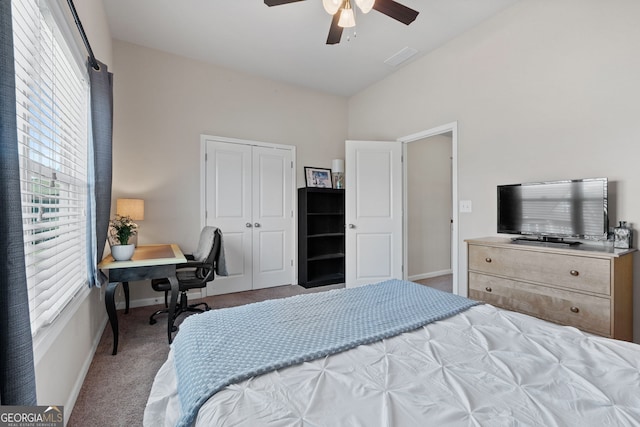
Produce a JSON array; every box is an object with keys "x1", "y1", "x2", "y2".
[{"x1": 12, "y1": 0, "x2": 90, "y2": 336}]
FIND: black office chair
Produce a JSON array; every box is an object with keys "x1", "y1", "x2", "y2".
[{"x1": 149, "y1": 227, "x2": 222, "y2": 329}]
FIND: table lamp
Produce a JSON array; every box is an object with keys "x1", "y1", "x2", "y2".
[
  {"x1": 116, "y1": 198, "x2": 144, "y2": 246},
  {"x1": 332, "y1": 159, "x2": 344, "y2": 189}
]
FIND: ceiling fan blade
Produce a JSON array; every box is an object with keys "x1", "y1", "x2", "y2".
[
  {"x1": 326, "y1": 11, "x2": 343, "y2": 44},
  {"x1": 372, "y1": 0, "x2": 419, "y2": 25},
  {"x1": 264, "y1": 0, "x2": 305, "y2": 6}
]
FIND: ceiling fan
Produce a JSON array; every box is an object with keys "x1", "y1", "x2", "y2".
[{"x1": 264, "y1": 0, "x2": 419, "y2": 45}]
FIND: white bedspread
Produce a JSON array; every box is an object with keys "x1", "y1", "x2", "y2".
[{"x1": 145, "y1": 304, "x2": 640, "y2": 426}]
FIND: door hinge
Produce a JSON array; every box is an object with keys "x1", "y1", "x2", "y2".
[
  {"x1": 205, "y1": 211, "x2": 208, "y2": 219},
  {"x1": 291, "y1": 259, "x2": 294, "y2": 266},
  {"x1": 291, "y1": 161, "x2": 294, "y2": 169},
  {"x1": 205, "y1": 153, "x2": 208, "y2": 161}
]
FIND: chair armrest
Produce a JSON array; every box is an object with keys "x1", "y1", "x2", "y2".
[
  {"x1": 176, "y1": 260, "x2": 214, "y2": 281},
  {"x1": 176, "y1": 260, "x2": 210, "y2": 270},
  {"x1": 184, "y1": 254, "x2": 195, "y2": 261}
]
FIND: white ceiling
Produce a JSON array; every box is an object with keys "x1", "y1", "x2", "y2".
[{"x1": 104, "y1": 0, "x2": 519, "y2": 96}]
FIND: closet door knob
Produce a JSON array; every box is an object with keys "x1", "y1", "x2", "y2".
[
  {"x1": 570, "y1": 306, "x2": 580, "y2": 313},
  {"x1": 570, "y1": 270, "x2": 579, "y2": 276},
  {"x1": 485, "y1": 258, "x2": 492, "y2": 263},
  {"x1": 485, "y1": 287, "x2": 492, "y2": 292},
  {"x1": 254, "y1": 223, "x2": 261, "y2": 228},
  {"x1": 348, "y1": 224, "x2": 355, "y2": 229},
  {"x1": 246, "y1": 223, "x2": 253, "y2": 228}
]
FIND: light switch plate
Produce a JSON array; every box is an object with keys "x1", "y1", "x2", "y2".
[{"x1": 459, "y1": 200, "x2": 472, "y2": 213}]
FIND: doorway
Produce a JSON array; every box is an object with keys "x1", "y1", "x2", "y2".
[{"x1": 400, "y1": 122, "x2": 458, "y2": 295}]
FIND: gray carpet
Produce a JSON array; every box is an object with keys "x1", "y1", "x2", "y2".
[
  {"x1": 67, "y1": 277, "x2": 451, "y2": 426},
  {"x1": 67, "y1": 284, "x2": 343, "y2": 427}
]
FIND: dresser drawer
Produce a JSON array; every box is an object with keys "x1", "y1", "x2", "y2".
[
  {"x1": 469, "y1": 272, "x2": 611, "y2": 336},
  {"x1": 468, "y1": 245, "x2": 611, "y2": 295}
]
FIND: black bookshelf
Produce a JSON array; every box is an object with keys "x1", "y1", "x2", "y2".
[{"x1": 298, "y1": 187, "x2": 345, "y2": 288}]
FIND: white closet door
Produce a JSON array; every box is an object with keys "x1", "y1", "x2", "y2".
[
  {"x1": 252, "y1": 146, "x2": 293, "y2": 289},
  {"x1": 205, "y1": 140, "x2": 253, "y2": 294},
  {"x1": 345, "y1": 140, "x2": 403, "y2": 287},
  {"x1": 204, "y1": 138, "x2": 294, "y2": 294}
]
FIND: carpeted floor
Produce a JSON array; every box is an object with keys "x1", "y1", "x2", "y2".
[
  {"x1": 414, "y1": 273, "x2": 453, "y2": 293},
  {"x1": 67, "y1": 283, "x2": 343, "y2": 426},
  {"x1": 67, "y1": 276, "x2": 452, "y2": 426}
]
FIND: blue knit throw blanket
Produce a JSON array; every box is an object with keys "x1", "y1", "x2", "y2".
[{"x1": 172, "y1": 279, "x2": 479, "y2": 427}]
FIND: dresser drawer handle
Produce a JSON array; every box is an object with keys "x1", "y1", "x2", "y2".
[
  {"x1": 570, "y1": 306, "x2": 580, "y2": 313},
  {"x1": 570, "y1": 270, "x2": 579, "y2": 276},
  {"x1": 485, "y1": 287, "x2": 492, "y2": 292},
  {"x1": 485, "y1": 257, "x2": 492, "y2": 263}
]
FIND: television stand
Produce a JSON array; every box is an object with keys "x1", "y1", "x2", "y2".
[{"x1": 511, "y1": 237, "x2": 582, "y2": 247}]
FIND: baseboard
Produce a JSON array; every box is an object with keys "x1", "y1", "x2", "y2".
[
  {"x1": 65, "y1": 289, "x2": 202, "y2": 421},
  {"x1": 408, "y1": 269, "x2": 452, "y2": 282},
  {"x1": 63, "y1": 288, "x2": 202, "y2": 423},
  {"x1": 64, "y1": 314, "x2": 108, "y2": 425},
  {"x1": 115, "y1": 289, "x2": 206, "y2": 310}
]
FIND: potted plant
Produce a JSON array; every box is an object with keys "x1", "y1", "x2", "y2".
[{"x1": 109, "y1": 214, "x2": 138, "y2": 261}]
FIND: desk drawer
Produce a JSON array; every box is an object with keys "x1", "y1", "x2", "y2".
[
  {"x1": 468, "y1": 245, "x2": 610, "y2": 295},
  {"x1": 469, "y1": 272, "x2": 611, "y2": 337}
]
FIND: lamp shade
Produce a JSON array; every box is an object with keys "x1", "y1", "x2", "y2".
[
  {"x1": 332, "y1": 159, "x2": 345, "y2": 173},
  {"x1": 338, "y1": 6, "x2": 356, "y2": 28},
  {"x1": 116, "y1": 198, "x2": 145, "y2": 220},
  {"x1": 322, "y1": 0, "x2": 342, "y2": 15},
  {"x1": 355, "y1": 0, "x2": 374, "y2": 13}
]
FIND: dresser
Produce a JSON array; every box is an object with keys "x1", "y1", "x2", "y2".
[{"x1": 467, "y1": 237, "x2": 635, "y2": 341}]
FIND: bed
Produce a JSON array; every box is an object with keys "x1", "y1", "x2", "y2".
[{"x1": 144, "y1": 280, "x2": 640, "y2": 427}]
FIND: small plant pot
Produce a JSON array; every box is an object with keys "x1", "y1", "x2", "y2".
[{"x1": 111, "y1": 244, "x2": 135, "y2": 261}]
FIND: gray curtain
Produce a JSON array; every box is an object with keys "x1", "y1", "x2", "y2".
[
  {"x1": 0, "y1": 0, "x2": 37, "y2": 405},
  {"x1": 87, "y1": 60, "x2": 113, "y2": 287}
]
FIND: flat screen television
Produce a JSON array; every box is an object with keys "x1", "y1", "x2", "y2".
[{"x1": 497, "y1": 178, "x2": 608, "y2": 244}]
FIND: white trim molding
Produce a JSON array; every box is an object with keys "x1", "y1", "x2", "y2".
[{"x1": 399, "y1": 121, "x2": 460, "y2": 296}]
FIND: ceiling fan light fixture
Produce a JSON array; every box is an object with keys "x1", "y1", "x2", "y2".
[
  {"x1": 338, "y1": 2, "x2": 356, "y2": 28},
  {"x1": 355, "y1": 0, "x2": 374, "y2": 14},
  {"x1": 322, "y1": 0, "x2": 342, "y2": 15}
]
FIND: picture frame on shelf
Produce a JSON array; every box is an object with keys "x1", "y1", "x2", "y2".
[{"x1": 304, "y1": 167, "x2": 333, "y2": 188}]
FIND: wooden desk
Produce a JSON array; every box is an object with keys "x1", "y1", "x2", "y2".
[{"x1": 98, "y1": 244, "x2": 186, "y2": 355}]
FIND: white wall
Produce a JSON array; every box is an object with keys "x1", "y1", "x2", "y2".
[
  {"x1": 111, "y1": 40, "x2": 348, "y2": 302},
  {"x1": 33, "y1": 0, "x2": 113, "y2": 419},
  {"x1": 348, "y1": 0, "x2": 640, "y2": 343},
  {"x1": 31, "y1": 1, "x2": 640, "y2": 417},
  {"x1": 35, "y1": 2, "x2": 347, "y2": 415},
  {"x1": 406, "y1": 135, "x2": 452, "y2": 279}
]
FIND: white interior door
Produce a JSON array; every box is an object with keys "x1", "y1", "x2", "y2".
[
  {"x1": 252, "y1": 146, "x2": 293, "y2": 289},
  {"x1": 345, "y1": 140, "x2": 403, "y2": 287},
  {"x1": 205, "y1": 140, "x2": 253, "y2": 294},
  {"x1": 204, "y1": 137, "x2": 294, "y2": 294}
]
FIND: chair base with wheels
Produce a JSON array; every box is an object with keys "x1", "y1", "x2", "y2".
[{"x1": 148, "y1": 277, "x2": 211, "y2": 330}]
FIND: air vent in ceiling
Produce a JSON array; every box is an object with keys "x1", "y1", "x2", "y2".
[{"x1": 384, "y1": 47, "x2": 418, "y2": 67}]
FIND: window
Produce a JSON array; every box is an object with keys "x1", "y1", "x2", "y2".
[{"x1": 12, "y1": 0, "x2": 90, "y2": 336}]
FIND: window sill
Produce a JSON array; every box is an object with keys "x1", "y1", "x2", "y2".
[{"x1": 32, "y1": 285, "x2": 93, "y2": 366}]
